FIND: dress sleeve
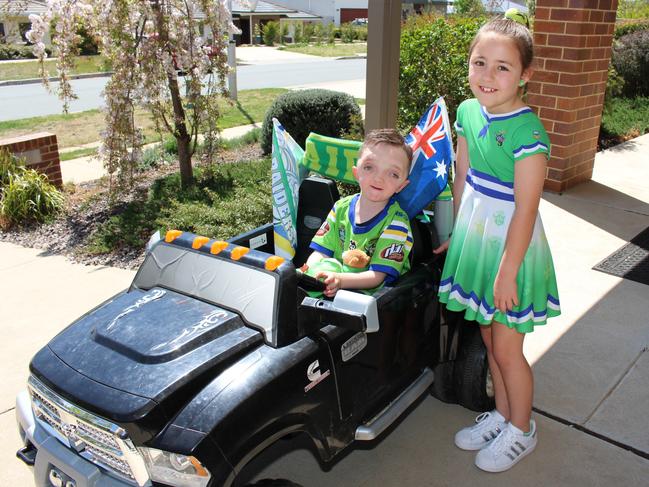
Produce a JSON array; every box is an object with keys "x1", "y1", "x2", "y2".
[
  {"x1": 454, "y1": 100, "x2": 466, "y2": 138},
  {"x1": 368, "y1": 213, "x2": 413, "y2": 285},
  {"x1": 511, "y1": 118, "x2": 551, "y2": 162},
  {"x1": 309, "y1": 202, "x2": 338, "y2": 257}
]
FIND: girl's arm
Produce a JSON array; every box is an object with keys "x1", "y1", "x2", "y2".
[
  {"x1": 494, "y1": 153, "x2": 547, "y2": 313},
  {"x1": 316, "y1": 270, "x2": 386, "y2": 298},
  {"x1": 434, "y1": 135, "x2": 469, "y2": 253}
]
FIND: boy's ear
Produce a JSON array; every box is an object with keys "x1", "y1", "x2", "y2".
[{"x1": 352, "y1": 165, "x2": 359, "y2": 181}]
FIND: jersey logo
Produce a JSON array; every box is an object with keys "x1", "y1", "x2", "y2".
[
  {"x1": 316, "y1": 221, "x2": 330, "y2": 237},
  {"x1": 496, "y1": 131, "x2": 506, "y2": 146},
  {"x1": 349, "y1": 239, "x2": 357, "y2": 250},
  {"x1": 365, "y1": 239, "x2": 377, "y2": 257},
  {"x1": 381, "y1": 243, "x2": 405, "y2": 262}
]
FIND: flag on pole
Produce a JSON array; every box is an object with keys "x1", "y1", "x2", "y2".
[
  {"x1": 398, "y1": 97, "x2": 455, "y2": 219},
  {"x1": 271, "y1": 118, "x2": 307, "y2": 260}
]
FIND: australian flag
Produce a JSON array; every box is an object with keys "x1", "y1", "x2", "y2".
[{"x1": 397, "y1": 97, "x2": 455, "y2": 219}]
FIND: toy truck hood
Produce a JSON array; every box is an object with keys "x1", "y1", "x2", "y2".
[{"x1": 45, "y1": 286, "x2": 263, "y2": 406}]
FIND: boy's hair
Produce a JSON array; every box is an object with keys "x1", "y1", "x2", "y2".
[
  {"x1": 469, "y1": 18, "x2": 534, "y2": 71},
  {"x1": 360, "y1": 128, "x2": 413, "y2": 172}
]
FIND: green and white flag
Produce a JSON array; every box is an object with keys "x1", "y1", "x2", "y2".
[{"x1": 271, "y1": 118, "x2": 306, "y2": 260}]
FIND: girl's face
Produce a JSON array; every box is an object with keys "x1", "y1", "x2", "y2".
[{"x1": 468, "y1": 32, "x2": 531, "y2": 114}]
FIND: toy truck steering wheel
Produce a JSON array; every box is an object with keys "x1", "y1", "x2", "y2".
[{"x1": 296, "y1": 270, "x2": 327, "y2": 292}]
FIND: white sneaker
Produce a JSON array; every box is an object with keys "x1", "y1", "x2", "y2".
[
  {"x1": 475, "y1": 420, "x2": 538, "y2": 473},
  {"x1": 454, "y1": 410, "x2": 507, "y2": 451}
]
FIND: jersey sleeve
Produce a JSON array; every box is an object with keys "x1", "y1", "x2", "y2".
[
  {"x1": 511, "y1": 119, "x2": 551, "y2": 162},
  {"x1": 454, "y1": 100, "x2": 467, "y2": 138},
  {"x1": 369, "y1": 212, "x2": 413, "y2": 285},
  {"x1": 309, "y1": 202, "x2": 339, "y2": 257}
]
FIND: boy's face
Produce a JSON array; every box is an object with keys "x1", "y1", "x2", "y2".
[{"x1": 353, "y1": 142, "x2": 410, "y2": 204}]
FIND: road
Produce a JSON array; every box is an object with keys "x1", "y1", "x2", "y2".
[{"x1": 0, "y1": 58, "x2": 366, "y2": 122}]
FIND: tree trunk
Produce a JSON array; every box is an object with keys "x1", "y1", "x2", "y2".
[
  {"x1": 152, "y1": 1, "x2": 193, "y2": 189},
  {"x1": 168, "y1": 74, "x2": 193, "y2": 189}
]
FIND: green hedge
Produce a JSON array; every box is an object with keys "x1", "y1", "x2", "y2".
[
  {"x1": 0, "y1": 44, "x2": 52, "y2": 60},
  {"x1": 398, "y1": 15, "x2": 485, "y2": 131},
  {"x1": 612, "y1": 30, "x2": 649, "y2": 97},
  {"x1": 260, "y1": 89, "x2": 361, "y2": 155}
]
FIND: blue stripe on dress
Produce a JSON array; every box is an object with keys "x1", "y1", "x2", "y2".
[
  {"x1": 466, "y1": 172, "x2": 515, "y2": 202},
  {"x1": 513, "y1": 141, "x2": 549, "y2": 158},
  {"x1": 469, "y1": 168, "x2": 514, "y2": 188},
  {"x1": 441, "y1": 276, "x2": 560, "y2": 323}
]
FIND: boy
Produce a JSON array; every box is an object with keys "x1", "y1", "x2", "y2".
[{"x1": 306, "y1": 129, "x2": 414, "y2": 297}]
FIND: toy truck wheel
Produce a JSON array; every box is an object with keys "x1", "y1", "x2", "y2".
[
  {"x1": 453, "y1": 326, "x2": 495, "y2": 412},
  {"x1": 430, "y1": 361, "x2": 457, "y2": 403}
]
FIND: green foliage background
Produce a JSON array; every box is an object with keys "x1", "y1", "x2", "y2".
[{"x1": 398, "y1": 15, "x2": 485, "y2": 131}]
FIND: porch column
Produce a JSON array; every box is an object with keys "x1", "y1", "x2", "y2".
[
  {"x1": 528, "y1": 0, "x2": 618, "y2": 192},
  {"x1": 365, "y1": 0, "x2": 402, "y2": 132}
]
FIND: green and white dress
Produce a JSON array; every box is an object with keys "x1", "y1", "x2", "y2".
[{"x1": 439, "y1": 99, "x2": 560, "y2": 333}]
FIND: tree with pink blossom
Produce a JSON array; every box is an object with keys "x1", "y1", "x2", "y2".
[{"x1": 27, "y1": 0, "x2": 243, "y2": 190}]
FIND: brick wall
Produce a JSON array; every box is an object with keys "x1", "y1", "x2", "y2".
[
  {"x1": 0, "y1": 132, "x2": 62, "y2": 187},
  {"x1": 528, "y1": 0, "x2": 618, "y2": 192}
]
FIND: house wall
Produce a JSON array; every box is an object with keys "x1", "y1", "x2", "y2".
[
  {"x1": 0, "y1": 133, "x2": 62, "y2": 188},
  {"x1": 265, "y1": 1, "x2": 336, "y2": 24}
]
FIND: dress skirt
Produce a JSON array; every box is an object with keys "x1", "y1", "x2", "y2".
[{"x1": 438, "y1": 168, "x2": 561, "y2": 333}]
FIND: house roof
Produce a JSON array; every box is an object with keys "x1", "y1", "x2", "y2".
[{"x1": 231, "y1": 0, "x2": 320, "y2": 18}]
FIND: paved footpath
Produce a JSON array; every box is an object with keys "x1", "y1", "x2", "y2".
[{"x1": 2, "y1": 135, "x2": 648, "y2": 486}]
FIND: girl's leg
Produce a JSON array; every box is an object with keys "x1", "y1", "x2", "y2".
[
  {"x1": 480, "y1": 325, "x2": 510, "y2": 419},
  {"x1": 491, "y1": 321, "x2": 533, "y2": 431}
]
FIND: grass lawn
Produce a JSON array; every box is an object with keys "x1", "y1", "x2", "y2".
[
  {"x1": 278, "y1": 42, "x2": 366, "y2": 57},
  {"x1": 0, "y1": 56, "x2": 111, "y2": 81},
  {"x1": 0, "y1": 88, "x2": 287, "y2": 149}
]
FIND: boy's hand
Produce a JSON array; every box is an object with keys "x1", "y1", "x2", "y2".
[
  {"x1": 493, "y1": 271, "x2": 519, "y2": 313},
  {"x1": 316, "y1": 271, "x2": 342, "y2": 297}
]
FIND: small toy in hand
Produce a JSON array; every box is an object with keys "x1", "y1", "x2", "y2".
[{"x1": 342, "y1": 249, "x2": 371, "y2": 269}]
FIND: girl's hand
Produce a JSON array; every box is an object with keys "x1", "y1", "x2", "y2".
[
  {"x1": 433, "y1": 238, "x2": 450, "y2": 254},
  {"x1": 493, "y1": 271, "x2": 519, "y2": 313},
  {"x1": 316, "y1": 271, "x2": 342, "y2": 297}
]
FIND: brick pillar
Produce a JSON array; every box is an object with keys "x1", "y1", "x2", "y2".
[
  {"x1": 528, "y1": 0, "x2": 618, "y2": 192},
  {"x1": 0, "y1": 132, "x2": 63, "y2": 187}
]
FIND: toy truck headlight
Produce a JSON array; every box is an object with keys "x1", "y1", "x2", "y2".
[{"x1": 139, "y1": 447, "x2": 210, "y2": 487}]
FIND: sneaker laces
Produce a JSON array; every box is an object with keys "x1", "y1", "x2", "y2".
[
  {"x1": 471, "y1": 411, "x2": 500, "y2": 433},
  {"x1": 485, "y1": 425, "x2": 516, "y2": 456}
]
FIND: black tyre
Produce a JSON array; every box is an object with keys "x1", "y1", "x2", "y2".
[
  {"x1": 245, "y1": 480, "x2": 303, "y2": 487},
  {"x1": 453, "y1": 326, "x2": 495, "y2": 412},
  {"x1": 430, "y1": 361, "x2": 457, "y2": 403}
]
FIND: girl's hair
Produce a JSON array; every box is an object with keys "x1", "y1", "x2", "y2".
[{"x1": 469, "y1": 18, "x2": 534, "y2": 70}]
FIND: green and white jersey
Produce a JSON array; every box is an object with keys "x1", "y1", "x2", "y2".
[
  {"x1": 455, "y1": 99, "x2": 551, "y2": 182},
  {"x1": 310, "y1": 194, "x2": 412, "y2": 285}
]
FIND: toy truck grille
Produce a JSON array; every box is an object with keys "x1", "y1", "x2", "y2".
[{"x1": 28, "y1": 376, "x2": 149, "y2": 486}]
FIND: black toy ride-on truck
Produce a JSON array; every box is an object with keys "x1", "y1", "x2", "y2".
[{"x1": 15, "y1": 176, "x2": 494, "y2": 487}]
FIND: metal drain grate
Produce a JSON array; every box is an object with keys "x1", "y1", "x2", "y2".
[{"x1": 593, "y1": 226, "x2": 649, "y2": 286}]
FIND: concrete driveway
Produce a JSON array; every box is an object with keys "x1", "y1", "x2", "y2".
[{"x1": 2, "y1": 135, "x2": 648, "y2": 486}]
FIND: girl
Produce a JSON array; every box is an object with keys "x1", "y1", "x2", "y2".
[{"x1": 434, "y1": 14, "x2": 561, "y2": 473}]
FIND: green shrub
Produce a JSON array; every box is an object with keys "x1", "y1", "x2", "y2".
[
  {"x1": 604, "y1": 65, "x2": 625, "y2": 114},
  {"x1": 355, "y1": 26, "x2": 368, "y2": 42},
  {"x1": 612, "y1": 30, "x2": 649, "y2": 96},
  {"x1": 262, "y1": 21, "x2": 280, "y2": 46},
  {"x1": 615, "y1": 21, "x2": 649, "y2": 39},
  {"x1": 326, "y1": 23, "x2": 336, "y2": 44},
  {"x1": 0, "y1": 43, "x2": 52, "y2": 60},
  {"x1": 0, "y1": 150, "x2": 64, "y2": 228},
  {"x1": 162, "y1": 135, "x2": 178, "y2": 154},
  {"x1": 302, "y1": 23, "x2": 315, "y2": 43},
  {"x1": 399, "y1": 14, "x2": 484, "y2": 131},
  {"x1": 138, "y1": 146, "x2": 174, "y2": 172},
  {"x1": 340, "y1": 22, "x2": 356, "y2": 43},
  {"x1": 260, "y1": 89, "x2": 362, "y2": 155}
]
